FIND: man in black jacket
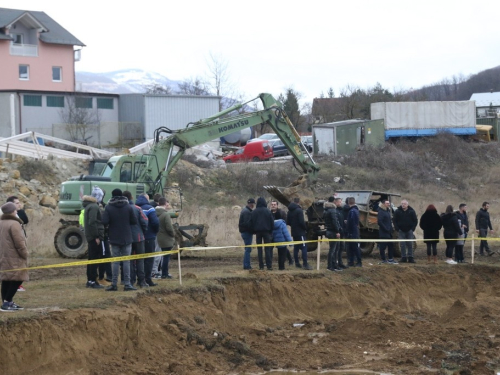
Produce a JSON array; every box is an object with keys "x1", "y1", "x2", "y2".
[
  {"x1": 475, "y1": 202, "x2": 495, "y2": 256},
  {"x1": 334, "y1": 197, "x2": 347, "y2": 269},
  {"x1": 377, "y1": 200, "x2": 398, "y2": 264},
  {"x1": 324, "y1": 196, "x2": 341, "y2": 271},
  {"x1": 239, "y1": 198, "x2": 255, "y2": 270},
  {"x1": 251, "y1": 197, "x2": 275, "y2": 270},
  {"x1": 455, "y1": 203, "x2": 469, "y2": 262},
  {"x1": 102, "y1": 189, "x2": 138, "y2": 291},
  {"x1": 393, "y1": 199, "x2": 418, "y2": 263},
  {"x1": 123, "y1": 191, "x2": 148, "y2": 287},
  {"x1": 287, "y1": 197, "x2": 313, "y2": 270},
  {"x1": 82, "y1": 195, "x2": 105, "y2": 289}
]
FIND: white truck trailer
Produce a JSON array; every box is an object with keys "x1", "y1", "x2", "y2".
[{"x1": 371, "y1": 101, "x2": 476, "y2": 139}]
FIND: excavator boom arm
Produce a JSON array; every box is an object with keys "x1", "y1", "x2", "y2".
[{"x1": 141, "y1": 93, "x2": 320, "y2": 204}]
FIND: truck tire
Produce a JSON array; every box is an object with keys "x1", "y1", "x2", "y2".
[
  {"x1": 359, "y1": 241, "x2": 375, "y2": 256},
  {"x1": 54, "y1": 222, "x2": 88, "y2": 259},
  {"x1": 393, "y1": 242, "x2": 402, "y2": 258}
]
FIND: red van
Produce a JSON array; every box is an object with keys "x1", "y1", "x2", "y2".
[{"x1": 223, "y1": 140, "x2": 274, "y2": 163}]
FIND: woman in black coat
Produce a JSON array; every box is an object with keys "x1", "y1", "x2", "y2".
[
  {"x1": 419, "y1": 204, "x2": 442, "y2": 264},
  {"x1": 441, "y1": 205, "x2": 463, "y2": 265}
]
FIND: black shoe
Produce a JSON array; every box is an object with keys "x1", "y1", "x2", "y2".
[
  {"x1": 303, "y1": 264, "x2": 313, "y2": 270},
  {"x1": 355, "y1": 263, "x2": 362, "y2": 267},
  {"x1": 488, "y1": 251, "x2": 495, "y2": 256},
  {"x1": 295, "y1": 263, "x2": 302, "y2": 269},
  {"x1": 138, "y1": 282, "x2": 149, "y2": 288},
  {"x1": 243, "y1": 267, "x2": 252, "y2": 270},
  {"x1": 105, "y1": 278, "x2": 112, "y2": 282},
  {"x1": 161, "y1": 274, "x2": 173, "y2": 279},
  {"x1": 289, "y1": 260, "x2": 294, "y2": 266},
  {"x1": 105, "y1": 285, "x2": 118, "y2": 291},
  {"x1": 86, "y1": 281, "x2": 103, "y2": 289},
  {"x1": 339, "y1": 264, "x2": 348, "y2": 269},
  {"x1": 146, "y1": 281, "x2": 158, "y2": 287},
  {"x1": 267, "y1": 268, "x2": 273, "y2": 271},
  {"x1": 279, "y1": 268, "x2": 285, "y2": 271},
  {"x1": 400, "y1": 257, "x2": 408, "y2": 263},
  {"x1": 408, "y1": 257, "x2": 416, "y2": 264},
  {"x1": 124, "y1": 285, "x2": 137, "y2": 291}
]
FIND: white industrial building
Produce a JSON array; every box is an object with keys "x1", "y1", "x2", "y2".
[{"x1": 119, "y1": 94, "x2": 221, "y2": 140}]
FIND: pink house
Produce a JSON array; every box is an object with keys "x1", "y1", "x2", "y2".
[{"x1": 0, "y1": 8, "x2": 84, "y2": 92}]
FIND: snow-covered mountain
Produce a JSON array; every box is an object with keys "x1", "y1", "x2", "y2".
[{"x1": 76, "y1": 69, "x2": 180, "y2": 94}]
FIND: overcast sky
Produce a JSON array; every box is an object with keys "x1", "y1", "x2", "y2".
[{"x1": 4, "y1": 0, "x2": 500, "y2": 103}]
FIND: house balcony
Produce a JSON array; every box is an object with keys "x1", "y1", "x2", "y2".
[{"x1": 10, "y1": 43, "x2": 38, "y2": 57}]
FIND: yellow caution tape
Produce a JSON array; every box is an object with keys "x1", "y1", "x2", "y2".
[{"x1": 0, "y1": 235, "x2": 495, "y2": 273}]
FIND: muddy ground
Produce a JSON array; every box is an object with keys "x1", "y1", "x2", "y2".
[{"x1": 1, "y1": 249, "x2": 500, "y2": 375}]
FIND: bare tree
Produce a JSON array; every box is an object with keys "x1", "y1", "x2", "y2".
[
  {"x1": 206, "y1": 52, "x2": 240, "y2": 111},
  {"x1": 143, "y1": 83, "x2": 172, "y2": 94},
  {"x1": 59, "y1": 95, "x2": 100, "y2": 143},
  {"x1": 178, "y1": 77, "x2": 211, "y2": 95}
]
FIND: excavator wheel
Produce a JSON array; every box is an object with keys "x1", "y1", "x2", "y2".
[{"x1": 54, "y1": 219, "x2": 88, "y2": 259}]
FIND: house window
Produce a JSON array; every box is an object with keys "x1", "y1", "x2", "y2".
[
  {"x1": 19, "y1": 65, "x2": 29, "y2": 80},
  {"x1": 97, "y1": 98, "x2": 114, "y2": 110},
  {"x1": 52, "y1": 67, "x2": 62, "y2": 82},
  {"x1": 47, "y1": 96, "x2": 65, "y2": 108},
  {"x1": 24, "y1": 95, "x2": 42, "y2": 107},
  {"x1": 75, "y1": 97, "x2": 93, "y2": 109}
]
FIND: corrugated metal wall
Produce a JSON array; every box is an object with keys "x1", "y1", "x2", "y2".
[
  {"x1": 118, "y1": 94, "x2": 145, "y2": 123},
  {"x1": 144, "y1": 96, "x2": 220, "y2": 139}
]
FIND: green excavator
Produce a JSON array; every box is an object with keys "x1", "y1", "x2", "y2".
[{"x1": 55, "y1": 93, "x2": 320, "y2": 258}]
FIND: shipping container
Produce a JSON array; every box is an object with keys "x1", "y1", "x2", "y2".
[{"x1": 371, "y1": 101, "x2": 476, "y2": 139}]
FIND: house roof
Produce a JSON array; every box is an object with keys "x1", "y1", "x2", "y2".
[
  {"x1": 0, "y1": 7, "x2": 85, "y2": 46},
  {"x1": 470, "y1": 92, "x2": 500, "y2": 107}
]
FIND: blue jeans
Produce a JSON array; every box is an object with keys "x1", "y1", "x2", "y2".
[
  {"x1": 398, "y1": 230, "x2": 414, "y2": 257},
  {"x1": 161, "y1": 247, "x2": 173, "y2": 277},
  {"x1": 241, "y1": 232, "x2": 253, "y2": 269},
  {"x1": 110, "y1": 243, "x2": 132, "y2": 287},
  {"x1": 293, "y1": 235, "x2": 308, "y2": 266}
]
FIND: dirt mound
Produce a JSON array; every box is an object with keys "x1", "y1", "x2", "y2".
[{"x1": 1, "y1": 266, "x2": 500, "y2": 374}]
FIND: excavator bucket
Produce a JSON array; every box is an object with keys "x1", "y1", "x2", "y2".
[{"x1": 264, "y1": 175, "x2": 316, "y2": 209}]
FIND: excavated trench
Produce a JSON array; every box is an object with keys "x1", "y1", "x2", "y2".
[{"x1": 1, "y1": 265, "x2": 500, "y2": 375}]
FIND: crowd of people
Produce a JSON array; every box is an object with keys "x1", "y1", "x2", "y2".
[
  {"x1": 0, "y1": 188, "x2": 177, "y2": 312},
  {"x1": 239, "y1": 196, "x2": 496, "y2": 271},
  {"x1": 81, "y1": 187, "x2": 176, "y2": 292},
  {"x1": 0, "y1": 189, "x2": 496, "y2": 312}
]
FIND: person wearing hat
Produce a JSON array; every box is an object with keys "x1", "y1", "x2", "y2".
[
  {"x1": 101, "y1": 188, "x2": 138, "y2": 291},
  {"x1": 239, "y1": 198, "x2": 255, "y2": 270},
  {"x1": 0, "y1": 202, "x2": 28, "y2": 311}
]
